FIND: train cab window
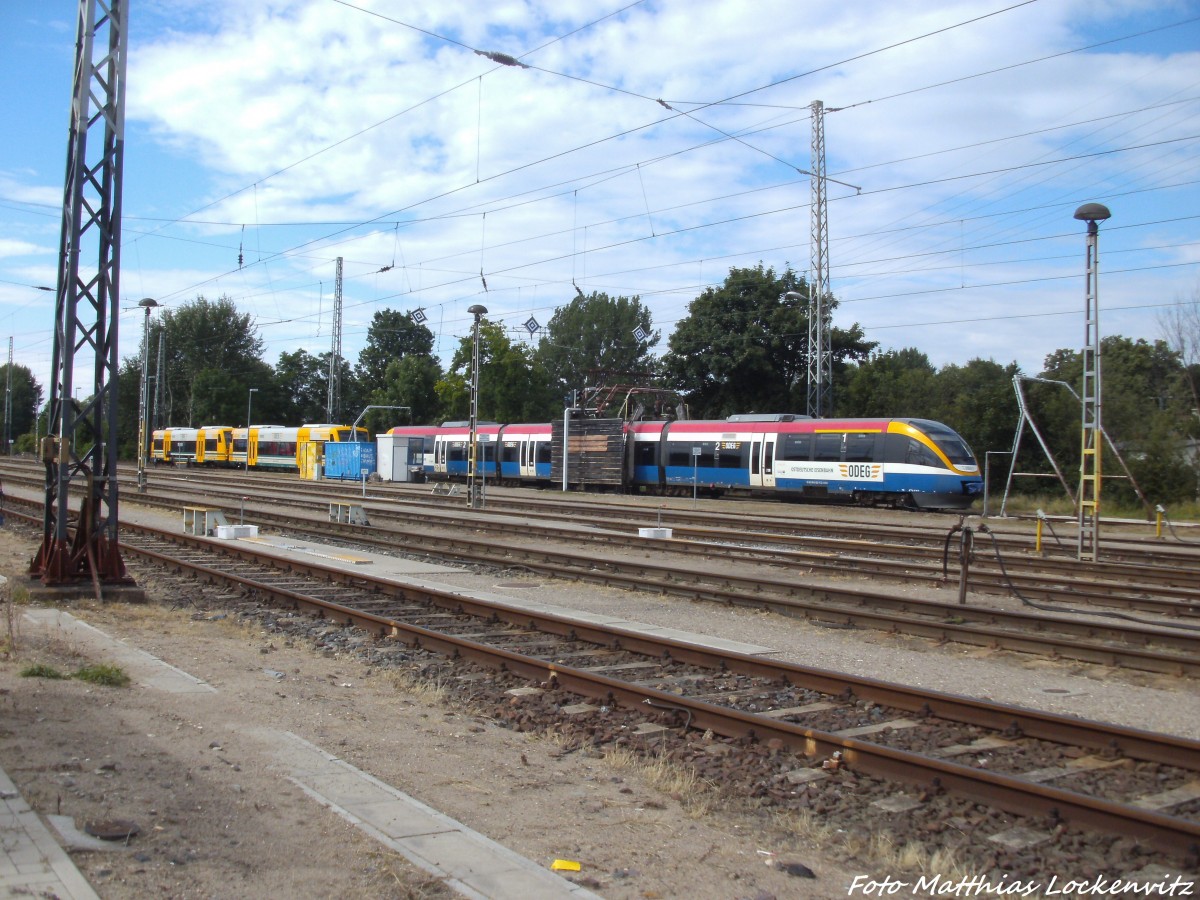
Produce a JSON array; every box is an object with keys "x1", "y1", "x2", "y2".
[
  {"x1": 913, "y1": 420, "x2": 975, "y2": 467},
  {"x1": 814, "y1": 433, "x2": 843, "y2": 462},
  {"x1": 845, "y1": 433, "x2": 878, "y2": 462},
  {"x1": 904, "y1": 438, "x2": 943, "y2": 469},
  {"x1": 152, "y1": 438, "x2": 163, "y2": 451},
  {"x1": 779, "y1": 434, "x2": 811, "y2": 461}
]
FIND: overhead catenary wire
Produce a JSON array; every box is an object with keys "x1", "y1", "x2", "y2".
[
  {"x1": 145, "y1": 0, "x2": 1054, "y2": 304},
  {"x1": 19, "y1": 2, "x2": 1186, "y2": 383}
]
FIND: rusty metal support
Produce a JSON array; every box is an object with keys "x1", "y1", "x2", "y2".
[{"x1": 31, "y1": 0, "x2": 132, "y2": 590}]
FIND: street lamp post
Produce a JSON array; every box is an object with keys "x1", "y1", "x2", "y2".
[
  {"x1": 136, "y1": 297, "x2": 159, "y2": 492},
  {"x1": 245, "y1": 387, "x2": 258, "y2": 474},
  {"x1": 1073, "y1": 202, "x2": 1111, "y2": 562},
  {"x1": 467, "y1": 304, "x2": 487, "y2": 509}
]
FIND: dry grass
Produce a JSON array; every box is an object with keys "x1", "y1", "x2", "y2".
[
  {"x1": 1, "y1": 579, "x2": 26, "y2": 655},
  {"x1": 385, "y1": 666, "x2": 455, "y2": 706},
  {"x1": 771, "y1": 806, "x2": 970, "y2": 882},
  {"x1": 602, "y1": 744, "x2": 717, "y2": 817}
]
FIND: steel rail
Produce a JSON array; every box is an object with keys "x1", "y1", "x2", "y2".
[
  {"x1": 114, "y1": 522, "x2": 1200, "y2": 857},
  {"x1": 221, "y1": 505, "x2": 1200, "y2": 673},
  {"x1": 102, "y1": 462, "x2": 1200, "y2": 593},
  {"x1": 3, "y1": 489, "x2": 1198, "y2": 673}
]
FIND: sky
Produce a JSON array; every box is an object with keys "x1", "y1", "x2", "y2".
[{"x1": 1, "y1": 0, "x2": 1198, "y2": 410}]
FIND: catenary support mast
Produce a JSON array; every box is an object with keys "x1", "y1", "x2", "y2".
[
  {"x1": 32, "y1": 0, "x2": 132, "y2": 589},
  {"x1": 327, "y1": 256, "x2": 343, "y2": 423},
  {"x1": 808, "y1": 100, "x2": 832, "y2": 417}
]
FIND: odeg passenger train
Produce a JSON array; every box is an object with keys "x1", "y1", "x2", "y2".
[{"x1": 389, "y1": 415, "x2": 982, "y2": 510}]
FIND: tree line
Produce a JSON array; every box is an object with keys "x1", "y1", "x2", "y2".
[{"x1": 7, "y1": 264, "x2": 1198, "y2": 504}]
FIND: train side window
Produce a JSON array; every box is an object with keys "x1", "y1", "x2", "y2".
[
  {"x1": 667, "y1": 443, "x2": 691, "y2": 467},
  {"x1": 845, "y1": 433, "x2": 878, "y2": 462},
  {"x1": 635, "y1": 441, "x2": 657, "y2": 467},
  {"x1": 717, "y1": 442, "x2": 745, "y2": 468},
  {"x1": 763, "y1": 441, "x2": 774, "y2": 475},
  {"x1": 537, "y1": 442, "x2": 552, "y2": 465},
  {"x1": 779, "y1": 434, "x2": 811, "y2": 460},
  {"x1": 814, "y1": 433, "x2": 842, "y2": 462},
  {"x1": 501, "y1": 441, "x2": 518, "y2": 464}
]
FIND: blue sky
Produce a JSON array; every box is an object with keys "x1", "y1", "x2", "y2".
[{"x1": 1, "y1": 0, "x2": 1198, "y2": 407}]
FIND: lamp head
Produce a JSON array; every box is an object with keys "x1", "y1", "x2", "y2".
[
  {"x1": 467, "y1": 304, "x2": 487, "y2": 318},
  {"x1": 138, "y1": 297, "x2": 159, "y2": 310},
  {"x1": 1073, "y1": 203, "x2": 1111, "y2": 223}
]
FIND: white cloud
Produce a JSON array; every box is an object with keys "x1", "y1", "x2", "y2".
[
  {"x1": 4, "y1": 0, "x2": 1197, "y2": 396},
  {"x1": 0, "y1": 238, "x2": 44, "y2": 259}
]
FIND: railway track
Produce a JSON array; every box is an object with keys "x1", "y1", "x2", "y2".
[
  {"x1": 7, "y1": 460, "x2": 1199, "y2": 607},
  {"x1": 63, "y1": 515, "x2": 1200, "y2": 863},
  {"x1": 5, "y1": 478, "x2": 1200, "y2": 675}
]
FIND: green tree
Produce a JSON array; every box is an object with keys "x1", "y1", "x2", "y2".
[
  {"x1": 445, "y1": 320, "x2": 556, "y2": 423},
  {"x1": 931, "y1": 358, "x2": 1021, "y2": 459},
  {"x1": 839, "y1": 349, "x2": 937, "y2": 418},
  {"x1": 534, "y1": 292, "x2": 658, "y2": 400},
  {"x1": 367, "y1": 354, "x2": 443, "y2": 430},
  {"x1": 0, "y1": 363, "x2": 44, "y2": 451},
  {"x1": 662, "y1": 264, "x2": 874, "y2": 417},
  {"x1": 1036, "y1": 336, "x2": 1192, "y2": 505},
  {"x1": 114, "y1": 357, "x2": 143, "y2": 460},
  {"x1": 155, "y1": 296, "x2": 265, "y2": 427},
  {"x1": 275, "y1": 349, "x2": 328, "y2": 424},
  {"x1": 355, "y1": 309, "x2": 435, "y2": 388}
]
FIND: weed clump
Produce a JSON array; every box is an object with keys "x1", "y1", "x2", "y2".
[
  {"x1": 20, "y1": 663, "x2": 66, "y2": 679},
  {"x1": 71, "y1": 664, "x2": 130, "y2": 687}
]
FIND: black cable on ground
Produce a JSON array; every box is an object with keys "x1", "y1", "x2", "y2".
[
  {"x1": 1157, "y1": 505, "x2": 1199, "y2": 545},
  {"x1": 976, "y1": 523, "x2": 1200, "y2": 634}
]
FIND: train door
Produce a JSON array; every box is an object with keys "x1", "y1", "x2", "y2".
[
  {"x1": 520, "y1": 438, "x2": 533, "y2": 479},
  {"x1": 434, "y1": 435, "x2": 447, "y2": 476},
  {"x1": 749, "y1": 440, "x2": 776, "y2": 488}
]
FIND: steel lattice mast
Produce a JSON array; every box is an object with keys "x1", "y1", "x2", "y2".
[
  {"x1": 1074, "y1": 203, "x2": 1111, "y2": 562},
  {"x1": 327, "y1": 256, "x2": 343, "y2": 423},
  {"x1": 807, "y1": 100, "x2": 832, "y2": 418},
  {"x1": 32, "y1": 0, "x2": 132, "y2": 588}
]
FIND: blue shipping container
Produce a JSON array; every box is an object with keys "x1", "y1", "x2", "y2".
[{"x1": 324, "y1": 441, "x2": 378, "y2": 481}]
